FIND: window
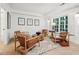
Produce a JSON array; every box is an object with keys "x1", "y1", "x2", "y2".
[
  {"x1": 53, "y1": 16, "x2": 68, "y2": 33},
  {"x1": 53, "y1": 18, "x2": 59, "y2": 32}
]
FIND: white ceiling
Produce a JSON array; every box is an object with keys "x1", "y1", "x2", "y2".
[{"x1": 9, "y1": 3, "x2": 79, "y2": 15}]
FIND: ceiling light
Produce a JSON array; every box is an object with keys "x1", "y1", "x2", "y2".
[{"x1": 59, "y1": 3, "x2": 65, "y2": 6}]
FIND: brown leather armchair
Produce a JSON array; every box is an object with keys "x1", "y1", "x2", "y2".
[
  {"x1": 59, "y1": 32, "x2": 69, "y2": 46},
  {"x1": 51, "y1": 32, "x2": 69, "y2": 47}
]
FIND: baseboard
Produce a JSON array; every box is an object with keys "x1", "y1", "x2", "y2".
[{"x1": 70, "y1": 39, "x2": 79, "y2": 45}]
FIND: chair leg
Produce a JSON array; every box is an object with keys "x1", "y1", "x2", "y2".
[{"x1": 15, "y1": 38, "x2": 16, "y2": 52}]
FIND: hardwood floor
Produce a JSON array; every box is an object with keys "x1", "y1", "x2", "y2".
[
  {"x1": 0, "y1": 40, "x2": 20, "y2": 55},
  {"x1": 42, "y1": 42, "x2": 79, "y2": 55},
  {"x1": 0, "y1": 40, "x2": 79, "y2": 55}
]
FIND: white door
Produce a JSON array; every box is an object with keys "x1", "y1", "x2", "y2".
[
  {"x1": 74, "y1": 14, "x2": 79, "y2": 44},
  {"x1": 1, "y1": 8, "x2": 8, "y2": 44}
]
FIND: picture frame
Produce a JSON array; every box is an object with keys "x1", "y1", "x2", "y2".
[
  {"x1": 7, "y1": 12, "x2": 11, "y2": 29},
  {"x1": 18, "y1": 17, "x2": 25, "y2": 25},
  {"x1": 34, "y1": 19, "x2": 40, "y2": 26},
  {"x1": 27, "y1": 18, "x2": 33, "y2": 26}
]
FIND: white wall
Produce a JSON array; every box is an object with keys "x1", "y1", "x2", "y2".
[
  {"x1": 0, "y1": 3, "x2": 10, "y2": 12},
  {"x1": 74, "y1": 14, "x2": 79, "y2": 44},
  {"x1": 45, "y1": 6, "x2": 79, "y2": 44},
  {"x1": 9, "y1": 12, "x2": 46, "y2": 38},
  {"x1": 0, "y1": 4, "x2": 1, "y2": 41}
]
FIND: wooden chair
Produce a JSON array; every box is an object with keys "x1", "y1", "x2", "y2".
[
  {"x1": 42, "y1": 29, "x2": 48, "y2": 37},
  {"x1": 49, "y1": 30, "x2": 55, "y2": 39},
  {"x1": 52, "y1": 32, "x2": 69, "y2": 47},
  {"x1": 59, "y1": 32, "x2": 69, "y2": 46},
  {"x1": 14, "y1": 31, "x2": 40, "y2": 54},
  {"x1": 14, "y1": 31, "x2": 27, "y2": 54},
  {"x1": 14, "y1": 31, "x2": 21, "y2": 51}
]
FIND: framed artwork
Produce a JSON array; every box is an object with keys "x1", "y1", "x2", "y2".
[
  {"x1": 18, "y1": 17, "x2": 25, "y2": 25},
  {"x1": 34, "y1": 19, "x2": 40, "y2": 26},
  {"x1": 7, "y1": 12, "x2": 11, "y2": 29},
  {"x1": 27, "y1": 18, "x2": 33, "y2": 26}
]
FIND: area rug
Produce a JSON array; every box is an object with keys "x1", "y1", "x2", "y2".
[{"x1": 26, "y1": 37, "x2": 60, "y2": 55}]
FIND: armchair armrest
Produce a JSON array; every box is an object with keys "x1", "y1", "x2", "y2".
[{"x1": 25, "y1": 36, "x2": 40, "y2": 49}]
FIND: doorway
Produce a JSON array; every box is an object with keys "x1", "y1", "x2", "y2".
[{"x1": 0, "y1": 8, "x2": 8, "y2": 44}]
